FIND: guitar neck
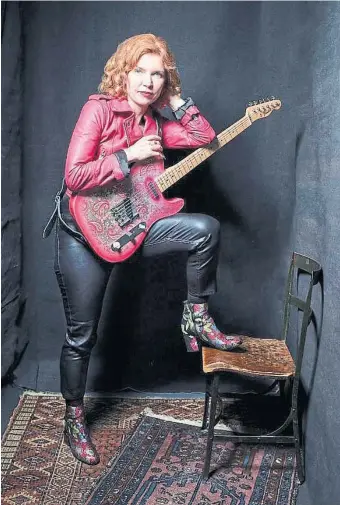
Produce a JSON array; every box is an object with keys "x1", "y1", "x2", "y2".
[{"x1": 156, "y1": 114, "x2": 252, "y2": 192}]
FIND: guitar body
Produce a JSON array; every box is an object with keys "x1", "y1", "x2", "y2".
[{"x1": 69, "y1": 159, "x2": 184, "y2": 263}]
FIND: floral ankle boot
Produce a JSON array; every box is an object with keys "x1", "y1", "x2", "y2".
[
  {"x1": 181, "y1": 301, "x2": 243, "y2": 352},
  {"x1": 64, "y1": 403, "x2": 100, "y2": 465}
]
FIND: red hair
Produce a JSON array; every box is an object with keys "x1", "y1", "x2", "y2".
[{"x1": 98, "y1": 34, "x2": 181, "y2": 107}]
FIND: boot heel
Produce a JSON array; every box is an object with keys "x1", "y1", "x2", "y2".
[{"x1": 182, "y1": 333, "x2": 199, "y2": 353}]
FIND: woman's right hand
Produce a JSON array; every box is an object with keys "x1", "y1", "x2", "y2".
[{"x1": 124, "y1": 135, "x2": 164, "y2": 163}]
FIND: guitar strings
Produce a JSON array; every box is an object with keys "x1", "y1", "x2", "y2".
[
  {"x1": 169, "y1": 117, "x2": 249, "y2": 174},
  {"x1": 158, "y1": 116, "x2": 251, "y2": 190}
]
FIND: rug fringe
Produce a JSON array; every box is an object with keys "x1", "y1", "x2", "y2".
[
  {"x1": 21, "y1": 390, "x2": 63, "y2": 397},
  {"x1": 19, "y1": 391, "x2": 205, "y2": 399},
  {"x1": 142, "y1": 407, "x2": 232, "y2": 431}
]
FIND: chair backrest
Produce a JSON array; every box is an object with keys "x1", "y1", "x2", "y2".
[{"x1": 281, "y1": 252, "x2": 322, "y2": 378}]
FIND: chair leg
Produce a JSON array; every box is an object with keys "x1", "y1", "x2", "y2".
[
  {"x1": 292, "y1": 408, "x2": 305, "y2": 484},
  {"x1": 202, "y1": 374, "x2": 219, "y2": 481},
  {"x1": 291, "y1": 376, "x2": 305, "y2": 484},
  {"x1": 280, "y1": 377, "x2": 292, "y2": 403},
  {"x1": 279, "y1": 379, "x2": 287, "y2": 399},
  {"x1": 202, "y1": 375, "x2": 212, "y2": 430}
]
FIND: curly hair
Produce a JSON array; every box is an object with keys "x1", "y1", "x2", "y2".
[{"x1": 98, "y1": 34, "x2": 181, "y2": 107}]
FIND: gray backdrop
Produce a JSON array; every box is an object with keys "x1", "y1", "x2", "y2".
[{"x1": 2, "y1": 2, "x2": 340, "y2": 505}]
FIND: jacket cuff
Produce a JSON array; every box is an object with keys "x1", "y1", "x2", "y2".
[
  {"x1": 114, "y1": 149, "x2": 130, "y2": 177},
  {"x1": 172, "y1": 97, "x2": 196, "y2": 120}
]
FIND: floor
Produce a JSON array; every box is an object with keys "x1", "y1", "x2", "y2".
[{"x1": 1, "y1": 382, "x2": 22, "y2": 436}]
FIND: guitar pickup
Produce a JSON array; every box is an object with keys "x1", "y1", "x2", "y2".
[
  {"x1": 111, "y1": 222, "x2": 147, "y2": 251},
  {"x1": 111, "y1": 198, "x2": 139, "y2": 228}
]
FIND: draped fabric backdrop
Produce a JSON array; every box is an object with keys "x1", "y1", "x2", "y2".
[
  {"x1": 1, "y1": 2, "x2": 27, "y2": 378},
  {"x1": 1, "y1": 2, "x2": 339, "y2": 504}
]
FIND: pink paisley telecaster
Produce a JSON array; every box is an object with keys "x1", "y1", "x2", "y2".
[{"x1": 69, "y1": 98, "x2": 281, "y2": 262}]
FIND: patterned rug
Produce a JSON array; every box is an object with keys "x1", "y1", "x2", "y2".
[
  {"x1": 85, "y1": 415, "x2": 298, "y2": 505},
  {"x1": 1, "y1": 393, "x2": 205, "y2": 505},
  {"x1": 1, "y1": 393, "x2": 298, "y2": 505}
]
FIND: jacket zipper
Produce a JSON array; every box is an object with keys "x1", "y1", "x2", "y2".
[{"x1": 123, "y1": 122, "x2": 130, "y2": 147}]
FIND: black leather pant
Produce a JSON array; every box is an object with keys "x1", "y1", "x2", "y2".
[{"x1": 55, "y1": 197, "x2": 220, "y2": 400}]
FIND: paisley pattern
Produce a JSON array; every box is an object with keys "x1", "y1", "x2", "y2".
[
  {"x1": 64, "y1": 404, "x2": 100, "y2": 465},
  {"x1": 69, "y1": 161, "x2": 185, "y2": 262},
  {"x1": 181, "y1": 301, "x2": 243, "y2": 351}
]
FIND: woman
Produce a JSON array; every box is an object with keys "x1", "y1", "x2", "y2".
[{"x1": 49, "y1": 34, "x2": 243, "y2": 465}]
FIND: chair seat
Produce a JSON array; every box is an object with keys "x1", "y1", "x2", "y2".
[{"x1": 202, "y1": 337, "x2": 295, "y2": 377}]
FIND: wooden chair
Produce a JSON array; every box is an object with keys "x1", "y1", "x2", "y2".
[{"x1": 201, "y1": 252, "x2": 322, "y2": 484}]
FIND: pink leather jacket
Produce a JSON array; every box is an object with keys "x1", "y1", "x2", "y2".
[{"x1": 65, "y1": 94, "x2": 216, "y2": 194}]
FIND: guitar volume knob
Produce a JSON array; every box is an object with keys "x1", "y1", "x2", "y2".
[{"x1": 111, "y1": 241, "x2": 121, "y2": 251}]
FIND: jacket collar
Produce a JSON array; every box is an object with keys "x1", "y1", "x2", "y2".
[{"x1": 88, "y1": 93, "x2": 155, "y2": 117}]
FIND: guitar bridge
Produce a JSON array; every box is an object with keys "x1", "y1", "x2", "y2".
[
  {"x1": 111, "y1": 197, "x2": 139, "y2": 228},
  {"x1": 111, "y1": 222, "x2": 147, "y2": 251}
]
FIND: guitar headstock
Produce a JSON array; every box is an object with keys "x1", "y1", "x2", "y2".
[{"x1": 246, "y1": 97, "x2": 282, "y2": 122}]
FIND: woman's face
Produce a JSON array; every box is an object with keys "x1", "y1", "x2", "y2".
[{"x1": 126, "y1": 53, "x2": 166, "y2": 109}]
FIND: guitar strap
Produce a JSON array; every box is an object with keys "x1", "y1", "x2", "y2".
[
  {"x1": 42, "y1": 177, "x2": 87, "y2": 244},
  {"x1": 42, "y1": 177, "x2": 66, "y2": 239},
  {"x1": 42, "y1": 114, "x2": 162, "y2": 242}
]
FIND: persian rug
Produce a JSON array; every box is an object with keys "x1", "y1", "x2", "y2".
[
  {"x1": 85, "y1": 415, "x2": 298, "y2": 505},
  {"x1": 1, "y1": 393, "x2": 205, "y2": 505},
  {"x1": 1, "y1": 392, "x2": 298, "y2": 505}
]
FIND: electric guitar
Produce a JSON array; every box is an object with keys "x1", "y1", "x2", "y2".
[{"x1": 69, "y1": 98, "x2": 282, "y2": 262}]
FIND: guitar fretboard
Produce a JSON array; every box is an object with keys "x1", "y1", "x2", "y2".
[{"x1": 156, "y1": 114, "x2": 252, "y2": 192}]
